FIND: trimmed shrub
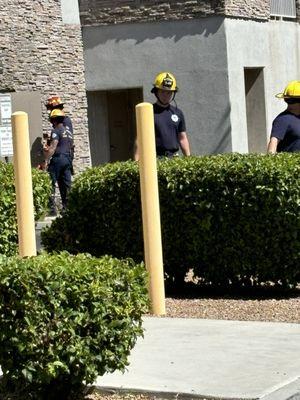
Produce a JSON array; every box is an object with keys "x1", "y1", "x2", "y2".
[
  {"x1": 0, "y1": 252, "x2": 148, "y2": 399},
  {"x1": 0, "y1": 162, "x2": 51, "y2": 256},
  {"x1": 42, "y1": 154, "x2": 300, "y2": 286},
  {"x1": 42, "y1": 161, "x2": 143, "y2": 258}
]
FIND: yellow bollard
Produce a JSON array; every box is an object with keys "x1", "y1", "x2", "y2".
[
  {"x1": 11, "y1": 112, "x2": 37, "y2": 257},
  {"x1": 136, "y1": 102, "x2": 166, "y2": 316}
]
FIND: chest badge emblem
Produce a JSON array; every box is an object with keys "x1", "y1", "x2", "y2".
[{"x1": 171, "y1": 114, "x2": 179, "y2": 122}]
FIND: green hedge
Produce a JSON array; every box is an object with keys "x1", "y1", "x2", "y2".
[
  {"x1": 0, "y1": 252, "x2": 148, "y2": 399},
  {"x1": 42, "y1": 154, "x2": 300, "y2": 286},
  {"x1": 0, "y1": 162, "x2": 51, "y2": 256}
]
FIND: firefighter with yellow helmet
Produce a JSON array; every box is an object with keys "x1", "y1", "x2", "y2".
[
  {"x1": 45, "y1": 96, "x2": 73, "y2": 134},
  {"x1": 134, "y1": 72, "x2": 190, "y2": 159},
  {"x1": 267, "y1": 81, "x2": 300, "y2": 153},
  {"x1": 44, "y1": 95, "x2": 75, "y2": 175},
  {"x1": 43, "y1": 108, "x2": 74, "y2": 215}
]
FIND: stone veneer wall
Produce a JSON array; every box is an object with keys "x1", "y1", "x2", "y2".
[
  {"x1": 79, "y1": 0, "x2": 225, "y2": 25},
  {"x1": 225, "y1": 0, "x2": 269, "y2": 20},
  {"x1": 0, "y1": 0, "x2": 90, "y2": 171},
  {"x1": 79, "y1": 0, "x2": 274, "y2": 25}
]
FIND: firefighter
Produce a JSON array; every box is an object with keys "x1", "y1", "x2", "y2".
[
  {"x1": 134, "y1": 72, "x2": 191, "y2": 159},
  {"x1": 43, "y1": 109, "x2": 74, "y2": 215},
  {"x1": 45, "y1": 96, "x2": 75, "y2": 173},
  {"x1": 45, "y1": 95, "x2": 73, "y2": 132},
  {"x1": 267, "y1": 81, "x2": 300, "y2": 153}
]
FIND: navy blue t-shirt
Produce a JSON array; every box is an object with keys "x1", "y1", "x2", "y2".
[
  {"x1": 270, "y1": 110, "x2": 300, "y2": 152},
  {"x1": 51, "y1": 125, "x2": 73, "y2": 156},
  {"x1": 63, "y1": 115, "x2": 73, "y2": 134},
  {"x1": 154, "y1": 103, "x2": 186, "y2": 152}
]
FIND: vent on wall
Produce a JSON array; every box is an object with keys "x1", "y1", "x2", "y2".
[{"x1": 270, "y1": 0, "x2": 296, "y2": 18}]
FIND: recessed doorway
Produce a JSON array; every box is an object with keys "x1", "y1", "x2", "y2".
[
  {"x1": 244, "y1": 68, "x2": 267, "y2": 153},
  {"x1": 87, "y1": 88, "x2": 143, "y2": 165}
]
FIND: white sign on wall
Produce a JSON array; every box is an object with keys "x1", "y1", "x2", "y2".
[
  {"x1": 0, "y1": 126, "x2": 13, "y2": 157},
  {"x1": 0, "y1": 94, "x2": 13, "y2": 157}
]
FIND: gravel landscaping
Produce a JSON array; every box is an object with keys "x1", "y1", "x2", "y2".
[{"x1": 165, "y1": 296, "x2": 300, "y2": 323}]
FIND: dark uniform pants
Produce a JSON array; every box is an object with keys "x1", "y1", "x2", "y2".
[
  {"x1": 156, "y1": 148, "x2": 179, "y2": 158},
  {"x1": 48, "y1": 154, "x2": 72, "y2": 210}
]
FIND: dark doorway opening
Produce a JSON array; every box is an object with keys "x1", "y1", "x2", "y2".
[
  {"x1": 87, "y1": 88, "x2": 143, "y2": 165},
  {"x1": 244, "y1": 68, "x2": 267, "y2": 153}
]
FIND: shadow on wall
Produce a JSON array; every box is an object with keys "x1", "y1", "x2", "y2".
[
  {"x1": 83, "y1": 16, "x2": 225, "y2": 48},
  {"x1": 212, "y1": 103, "x2": 232, "y2": 154},
  {"x1": 31, "y1": 137, "x2": 44, "y2": 168}
]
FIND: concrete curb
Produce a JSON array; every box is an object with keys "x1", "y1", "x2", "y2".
[
  {"x1": 94, "y1": 383, "x2": 300, "y2": 400},
  {"x1": 259, "y1": 378, "x2": 300, "y2": 400},
  {"x1": 94, "y1": 386, "x2": 251, "y2": 400}
]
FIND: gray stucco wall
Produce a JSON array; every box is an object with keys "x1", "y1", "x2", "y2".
[
  {"x1": 226, "y1": 18, "x2": 300, "y2": 153},
  {"x1": 83, "y1": 17, "x2": 232, "y2": 155}
]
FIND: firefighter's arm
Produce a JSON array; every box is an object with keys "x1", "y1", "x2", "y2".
[
  {"x1": 267, "y1": 137, "x2": 279, "y2": 154},
  {"x1": 178, "y1": 131, "x2": 191, "y2": 156},
  {"x1": 43, "y1": 140, "x2": 58, "y2": 161}
]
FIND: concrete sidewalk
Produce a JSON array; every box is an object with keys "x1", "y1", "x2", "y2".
[
  {"x1": 95, "y1": 317, "x2": 300, "y2": 400},
  {"x1": 35, "y1": 220, "x2": 300, "y2": 399},
  {"x1": 35, "y1": 216, "x2": 56, "y2": 250}
]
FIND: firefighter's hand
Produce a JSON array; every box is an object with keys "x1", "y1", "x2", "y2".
[{"x1": 38, "y1": 160, "x2": 48, "y2": 171}]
